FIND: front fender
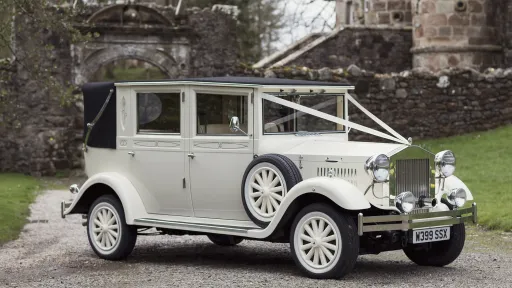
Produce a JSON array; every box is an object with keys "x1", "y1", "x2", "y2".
[
  {"x1": 443, "y1": 175, "x2": 474, "y2": 201},
  {"x1": 247, "y1": 177, "x2": 370, "y2": 238},
  {"x1": 63, "y1": 172, "x2": 146, "y2": 224}
]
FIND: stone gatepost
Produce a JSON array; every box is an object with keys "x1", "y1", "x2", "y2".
[{"x1": 411, "y1": 0, "x2": 503, "y2": 71}]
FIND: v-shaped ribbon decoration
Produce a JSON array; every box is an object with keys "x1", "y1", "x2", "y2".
[{"x1": 261, "y1": 92, "x2": 410, "y2": 145}]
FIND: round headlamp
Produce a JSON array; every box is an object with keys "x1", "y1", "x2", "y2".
[
  {"x1": 435, "y1": 150, "x2": 456, "y2": 177},
  {"x1": 364, "y1": 154, "x2": 390, "y2": 183},
  {"x1": 448, "y1": 188, "x2": 467, "y2": 208},
  {"x1": 395, "y1": 191, "x2": 415, "y2": 213}
]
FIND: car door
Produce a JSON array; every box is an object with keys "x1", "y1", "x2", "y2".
[
  {"x1": 127, "y1": 86, "x2": 193, "y2": 216},
  {"x1": 187, "y1": 86, "x2": 255, "y2": 220}
]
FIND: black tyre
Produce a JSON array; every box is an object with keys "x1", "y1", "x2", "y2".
[
  {"x1": 87, "y1": 195, "x2": 137, "y2": 260},
  {"x1": 290, "y1": 203, "x2": 359, "y2": 279},
  {"x1": 241, "y1": 154, "x2": 302, "y2": 227},
  {"x1": 207, "y1": 234, "x2": 244, "y2": 246},
  {"x1": 403, "y1": 223, "x2": 465, "y2": 267}
]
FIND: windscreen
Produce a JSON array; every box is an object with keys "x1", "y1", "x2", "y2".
[{"x1": 262, "y1": 94, "x2": 345, "y2": 134}]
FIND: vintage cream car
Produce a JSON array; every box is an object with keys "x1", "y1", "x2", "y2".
[{"x1": 61, "y1": 77, "x2": 477, "y2": 279}]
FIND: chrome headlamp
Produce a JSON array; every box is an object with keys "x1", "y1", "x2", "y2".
[
  {"x1": 364, "y1": 154, "x2": 390, "y2": 183},
  {"x1": 395, "y1": 191, "x2": 415, "y2": 213},
  {"x1": 447, "y1": 188, "x2": 467, "y2": 208},
  {"x1": 435, "y1": 150, "x2": 456, "y2": 177}
]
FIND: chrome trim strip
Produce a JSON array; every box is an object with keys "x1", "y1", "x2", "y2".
[{"x1": 134, "y1": 218, "x2": 256, "y2": 235}]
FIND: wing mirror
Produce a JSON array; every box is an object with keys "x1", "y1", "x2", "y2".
[{"x1": 229, "y1": 116, "x2": 247, "y2": 135}]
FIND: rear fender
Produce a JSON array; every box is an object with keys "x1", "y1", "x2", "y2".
[{"x1": 63, "y1": 172, "x2": 146, "y2": 224}]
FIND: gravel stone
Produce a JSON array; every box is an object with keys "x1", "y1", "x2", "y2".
[{"x1": 1, "y1": 190, "x2": 511, "y2": 288}]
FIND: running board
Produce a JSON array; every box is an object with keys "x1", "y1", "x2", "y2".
[{"x1": 133, "y1": 218, "x2": 261, "y2": 237}]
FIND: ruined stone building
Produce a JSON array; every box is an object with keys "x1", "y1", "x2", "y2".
[
  {"x1": 255, "y1": 0, "x2": 512, "y2": 73},
  {"x1": 2, "y1": 0, "x2": 512, "y2": 176}
]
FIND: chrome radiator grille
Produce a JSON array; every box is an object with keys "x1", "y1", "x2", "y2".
[{"x1": 395, "y1": 159, "x2": 430, "y2": 204}]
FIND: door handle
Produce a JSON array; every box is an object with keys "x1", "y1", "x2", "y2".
[
  {"x1": 188, "y1": 153, "x2": 195, "y2": 159},
  {"x1": 128, "y1": 151, "x2": 135, "y2": 157}
]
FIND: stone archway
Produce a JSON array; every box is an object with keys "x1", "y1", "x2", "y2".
[
  {"x1": 72, "y1": 3, "x2": 191, "y2": 85},
  {"x1": 77, "y1": 46, "x2": 180, "y2": 84}
]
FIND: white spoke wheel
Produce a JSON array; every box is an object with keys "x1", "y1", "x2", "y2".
[
  {"x1": 290, "y1": 203, "x2": 359, "y2": 279},
  {"x1": 242, "y1": 154, "x2": 302, "y2": 227},
  {"x1": 87, "y1": 195, "x2": 137, "y2": 260}
]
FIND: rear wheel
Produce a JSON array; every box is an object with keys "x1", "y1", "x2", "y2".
[
  {"x1": 87, "y1": 195, "x2": 137, "y2": 260},
  {"x1": 207, "y1": 234, "x2": 243, "y2": 246},
  {"x1": 290, "y1": 203, "x2": 359, "y2": 279},
  {"x1": 403, "y1": 223, "x2": 465, "y2": 266}
]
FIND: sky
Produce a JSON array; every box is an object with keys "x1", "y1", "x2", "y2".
[{"x1": 276, "y1": 0, "x2": 336, "y2": 51}]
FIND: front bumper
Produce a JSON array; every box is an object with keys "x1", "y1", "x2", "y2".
[
  {"x1": 61, "y1": 201, "x2": 72, "y2": 219},
  {"x1": 357, "y1": 202, "x2": 477, "y2": 236}
]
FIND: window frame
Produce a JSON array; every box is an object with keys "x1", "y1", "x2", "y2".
[
  {"x1": 134, "y1": 88, "x2": 183, "y2": 136},
  {"x1": 261, "y1": 93, "x2": 347, "y2": 136},
  {"x1": 191, "y1": 87, "x2": 253, "y2": 138}
]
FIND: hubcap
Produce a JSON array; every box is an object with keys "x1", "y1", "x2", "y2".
[
  {"x1": 91, "y1": 206, "x2": 120, "y2": 251},
  {"x1": 248, "y1": 166, "x2": 286, "y2": 218},
  {"x1": 295, "y1": 214, "x2": 341, "y2": 272}
]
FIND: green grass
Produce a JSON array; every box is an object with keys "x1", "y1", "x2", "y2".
[
  {"x1": 417, "y1": 125, "x2": 512, "y2": 231},
  {"x1": 0, "y1": 174, "x2": 40, "y2": 245}
]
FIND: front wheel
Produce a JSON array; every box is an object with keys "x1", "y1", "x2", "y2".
[
  {"x1": 87, "y1": 195, "x2": 137, "y2": 260},
  {"x1": 290, "y1": 203, "x2": 359, "y2": 279},
  {"x1": 403, "y1": 223, "x2": 466, "y2": 267}
]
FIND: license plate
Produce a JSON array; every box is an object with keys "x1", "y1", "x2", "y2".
[{"x1": 413, "y1": 227, "x2": 450, "y2": 244}]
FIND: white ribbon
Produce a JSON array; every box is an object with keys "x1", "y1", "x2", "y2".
[{"x1": 261, "y1": 92, "x2": 410, "y2": 145}]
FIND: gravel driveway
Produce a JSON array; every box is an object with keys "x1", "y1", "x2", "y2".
[{"x1": 1, "y1": 190, "x2": 511, "y2": 288}]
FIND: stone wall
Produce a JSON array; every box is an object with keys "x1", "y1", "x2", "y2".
[
  {"x1": 188, "y1": 7, "x2": 239, "y2": 77},
  {"x1": 288, "y1": 26, "x2": 413, "y2": 74},
  {"x1": 366, "y1": 0, "x2": 413, "y2": 26},
  {"x1": 245, "y1": 65, "x2": 512, "y2": 141}
]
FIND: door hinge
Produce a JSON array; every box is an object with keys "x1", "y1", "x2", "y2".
[
  {"x1": 182, "y1": 92, "x2": 185, "y2": 102},
  {"x1": 183, "y1": 178, "x2": 186, "y2": 188}
]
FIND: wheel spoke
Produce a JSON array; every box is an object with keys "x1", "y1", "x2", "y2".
[
  {"x1": 93, "y1": 219, "x2": 102, "y2": 227},
  {"x1": 322, "y1": 234, "x2": 336, "y2": 243},
  {"x1": 266, "y1": 198, "x2": 274, "y2": 214},
  {"x1": 107, "y1": 215, "x2": 116, "y2": 226},
  {"x1": 270, "y1": 192, "x2": 283, "y2": 202},
  {"x1": 108, "y1": 225, "x2": 118, "y2": 230},
  {"x1": 269, "y1": 187, "x2": 283, "y2": 193},
  {"x1": 255, "y1": 174, "x2": 264, "y2": 186},
  {"x1": 267, "y1": 170, "x2": 275, "y2": 185},
  {"x1": 269, "y1": 177, "x2": 280, "y2": 188},
  {"x1": 319, "y1": 247, "x2": 327, "y2": 266},
  {"x1": 250, "y1": 191, "x2": 263, "y2": 198},
  {"x1": 318, "y1": 219, "x2": 325, "y2": 234},
  {"x1": 320, "y1": 245, "x2": 334, "y2": 260},
  {"x1": 101, "y1": 233, "x2": 106, "y2": 247},
  {"x1": 304, "y1": 224, "x2": 315, "y2": 237},
  {"x1": 93, "y1": 227, "x2": 101, "y2": 233},
  {"x1": 301, "y1": 243, "x2": 314, "y2": 251},
  {"x1": 105, "y1": 233, "x2": 111, "y2": 247},
  {"x1": 261, "y1": 169, "x2": 268, "y2": 184},
  {"x1": 323, "y1": 242, "x2": 337, "y2": 251},
  {"x1": 313, "y1": 248, "x2": 319, "y2": 265},
  {"x1": 300, "y1": 234, "x2": 313, "y2": 243},
  {"x1": 94, "y1": 232, "x2": 102, "y2": 241},
  {"x1": 260, "y1": 197, "x2": 267, "y2": 213},
  {"x1": 269, "y1": 196, "x2": 280, "y2": 211},
  {"x1": 306, "y1": 247, "x2": 315, "y2": 260},
  {"x1": 320, "y1": 225, "x2": 332, "y2": 238},
  {"x1": 254, "y1": 196, "x2": 263, "y2": 207},
  {"x1": 108, "y1": 229, "x2": 118, "y2": 239},
  {"x1": 250, "y1": 182, "x2": 263, "y2": 191},
  {"x1": 107, "y1": 233, "x2": 116, "y2": 247},
  {"x1": 311, "y1": 219, "x2": 319, "y2": 235}
]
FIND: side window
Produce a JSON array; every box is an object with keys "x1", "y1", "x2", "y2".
[
  {"x1": 137, "y1": 92, "x2": 181, "y2": 134},
  {"x1": 196, "y1": 93, "x2": 248, "y2": 135}
]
